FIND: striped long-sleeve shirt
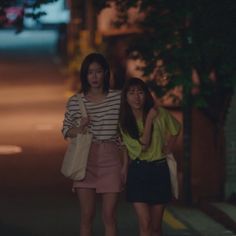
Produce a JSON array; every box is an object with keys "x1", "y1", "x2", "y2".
[{"x1": 62, "y1": 90, "x2": 121, "y2": 141}]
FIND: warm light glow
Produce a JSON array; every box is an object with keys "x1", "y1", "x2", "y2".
[
  {"x1": 0, "y1": 145, "x2": 22, "y2": 155},
  {"x1": 126, "y1": 58, "x2": 146, "y2": 78},
  {"x1": 97, "y1": 2, "x2": 144, "y2": 36},
  {"x1": 35, "y1": 124, "x2": 54, "y2": 131}
]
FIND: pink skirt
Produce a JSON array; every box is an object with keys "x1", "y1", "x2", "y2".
[{"x1": 73, "y1": 141, "x2": 123, "y2": 193}]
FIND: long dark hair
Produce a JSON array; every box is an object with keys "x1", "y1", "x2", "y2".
[
  {"x1": 119, "y1": 77, "x2": 154, "y2": 139},
  {"x1": 80, "y1": 53, "x2": 110, "y2": 94}
]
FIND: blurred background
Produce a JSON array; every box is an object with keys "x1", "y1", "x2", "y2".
[{"x1": 0, "y1": 0, "x2": 236, "y2": 235}]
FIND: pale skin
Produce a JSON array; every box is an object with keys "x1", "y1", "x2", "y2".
[
  {"x1": 126, "y1": 87, "x2": 157, "y2": 151},
  {"x1": 126, "y1": 86, "x2": 177, "y2": 236},
  {"x1": 67, "y1": 62, "x2": 127, "y2": 236}
]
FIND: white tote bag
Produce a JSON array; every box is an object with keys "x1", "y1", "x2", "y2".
[
  {"x1": 61, "y1": 94, "x2": 92, "y2": 180},
  {"x1": 165, "y1": 153, "x2": 179, "y2": 199},
  {"x1": 157, "y1": 118, "x2": 179, "y2": 199}
]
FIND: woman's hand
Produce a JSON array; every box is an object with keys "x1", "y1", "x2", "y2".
[
  {"x1": 67, "y1": 127, "x2": 80, "y2": 138},
  {"x1": 79, "y1": 117, "x2": 90, "y2": 133},
  {"x1": 67, "y1": 117, "x2": 90, "y2": 138},
  {"x1": 139, "y1": 107, "x2": 158, "y2": 150},
  {"x1": 147, "y1": 108, "x2": 156, "y2": 120}
]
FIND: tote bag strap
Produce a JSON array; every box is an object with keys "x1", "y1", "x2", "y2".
[
  {"x1": 76, "y1": 93, "x2": 90, "y2": 133},
  {"x1": 77, "y1": 93, "x2": 88, "y2": 117}
]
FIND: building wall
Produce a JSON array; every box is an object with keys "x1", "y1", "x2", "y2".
[
  {"x1": 225, "y1": 91, "x2": 236, "y2": 199},
  {"x1": 191, "y1": 108, "x2": 225, "y2": 202},
  {"x1": 167, "y1": 108, "x2": 227, "y2": 203}
]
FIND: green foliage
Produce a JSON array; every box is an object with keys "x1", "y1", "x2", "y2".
[
  {"x1": 104, "y1": 0, "x2": 235, "y2": 112},
  {"x1": 92, "y1": 0, "x2": 112, "y2": 12}
]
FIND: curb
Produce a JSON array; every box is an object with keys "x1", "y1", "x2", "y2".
[{"x1": 200, "y1": 201, "x2": 236, "y2": 234}]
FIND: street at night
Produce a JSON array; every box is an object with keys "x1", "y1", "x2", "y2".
[{"x1": 0, "y1": 30, "x2": 236, "y2": 236}]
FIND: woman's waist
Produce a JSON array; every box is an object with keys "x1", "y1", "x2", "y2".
[
  {"x1": 130, "y1": 158, "x2": 167, "y2": 167},
  {"x1": 92, "y1": 137, "x2": 117, "y2": 144},
  {"x1": 129, "y1": 152, "x2": 166, "y2": 162}
]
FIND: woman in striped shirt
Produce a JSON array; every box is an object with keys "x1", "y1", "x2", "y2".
[{"x1": 62, "y1": 53, "x2": 127, "y2": 236}]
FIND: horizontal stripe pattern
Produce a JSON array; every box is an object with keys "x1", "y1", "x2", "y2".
[{"x1": 62, "y1": 90, "x2": 121, "y2": 140}]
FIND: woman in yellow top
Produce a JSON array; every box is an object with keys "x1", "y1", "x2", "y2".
[{"x1": 119, "y1": 77, "x2": 181, "y2": 236}]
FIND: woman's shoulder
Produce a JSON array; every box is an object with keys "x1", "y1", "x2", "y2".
[
  {"x1": 153, "y1": 107, "x2": 169, "y2": 123},
  {"x1": 66, "y1": 93, "x2": 82, "y2": 106},
  {"x1": 156, "y1": 106, "x2": 181, "y2": 127},
  {"x1": 69, "y1": 92, "x2": 79, "y2": 99},
  {"x1": 158, "y1": 106, "x2": 170, "y2": 116}
]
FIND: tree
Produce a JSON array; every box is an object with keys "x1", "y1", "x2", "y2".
[{"x1": 97, "y1": 0, "x2": 236, "y2": 203}]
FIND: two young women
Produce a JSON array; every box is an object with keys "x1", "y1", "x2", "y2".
[{"x1": 62, "y1": 53, "x2": 180, "y2": 236}]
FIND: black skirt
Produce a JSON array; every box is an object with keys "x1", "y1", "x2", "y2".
[{"x1": 126, "y1": 158, "x2": 172, "y2": 205}]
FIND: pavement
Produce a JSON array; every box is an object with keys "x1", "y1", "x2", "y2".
[
  {"x1": 1, "y1": 29, "x2": 236, "y2": 236},
  {"x1": 1, "y1": 190, "x2": 236, "y2": 236},
  {"x1": 168, "y1": 202, "x2": 236, "y2": 236},
  {"x1": 199, "y1": 201, "x2": 236, "y2": 235}
]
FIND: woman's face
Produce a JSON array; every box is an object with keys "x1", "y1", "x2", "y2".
[
  {"x1": 87, "y1": 62, "x2": 105, "y2": 90},
  {"x1": 126, "y1": 86, "x2": 145, "y2": 111}
]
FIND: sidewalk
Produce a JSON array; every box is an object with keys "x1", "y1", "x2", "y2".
[
  {"x1": 200, "y1": 201, "x2": 236, "y2": 235},
  {"x1": 168, "y1": 202, "x2": 236, "y2": 236},
  {"x1": 1, "y1": 190, "x2": 236, "y2": 236}
]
